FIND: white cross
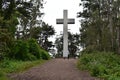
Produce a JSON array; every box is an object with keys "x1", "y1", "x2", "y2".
[{"x1": 56, "y1": 10, "x2": 75, "y2": 58}]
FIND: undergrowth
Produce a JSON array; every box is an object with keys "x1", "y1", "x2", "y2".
[
  {"x1": 77, "y1": 52, "x2": 120, "y2": 80},
  {"x1": 0, "y1": 59, "x2": 46, "y2": 80}
]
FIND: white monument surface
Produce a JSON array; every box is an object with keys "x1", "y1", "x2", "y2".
[{"x1": 56, "y1": 10, "x2": 75, "y2": 58}]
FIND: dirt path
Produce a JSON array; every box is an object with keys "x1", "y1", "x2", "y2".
[{"x1": 9, "y1": 59, "x2": 100, "y2": 80}]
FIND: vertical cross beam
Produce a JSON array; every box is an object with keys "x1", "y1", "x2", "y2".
[
  {"x1": 63, "y1": 10, "x2": 68, "y2": 58},
  {"x1": 56, "y1": 10, "x2": 75, "y2": 58}
]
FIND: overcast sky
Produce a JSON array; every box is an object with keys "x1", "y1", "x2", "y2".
[{"x1": 42, "y1": 0, "x2": 82, "y2": 41}]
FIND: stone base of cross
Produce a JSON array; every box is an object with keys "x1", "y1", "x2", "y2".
[{"x1": 56, "y1": 10, "x2": 75, "y2": 58}]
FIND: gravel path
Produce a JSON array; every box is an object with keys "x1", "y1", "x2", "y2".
[{"x1": 9, "y1": 59, "x2": 100, "y2": 80}]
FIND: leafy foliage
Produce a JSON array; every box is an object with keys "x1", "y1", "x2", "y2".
[
  {"x1": 0, "y1": 0, "x2": 53, "y2": 61},
  {"x1": 7, "y1": 39, "x2": 50, "y2": 61},
  {"x1": 78, "y1": 52, "x2": 120, "y2": 80},
  {"x1": 0, "y1": 29, "x2": 13, "y2": 60},
  {"x1": 0, "y1": 1, "x2": 51, "y2": 79},
  {"x1": 10, "y1": 40, "x2": 33, "y2": 61},
  {"x1": 40, "y1": 49, "x2": 50, "y2": 60},
  {"x1": 28, "y1": 39, "x2": 41, "y2": 59},
  {"x1": 38, "y1": 22, "x2": 55, "y2": 51},
  {"x1": 78, "y1": 1, "x2": 120, "y2": 79}
]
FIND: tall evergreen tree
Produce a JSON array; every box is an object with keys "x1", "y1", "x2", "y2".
[{"x1": 78, "y1": 0, "x2": 120, "y2": 53}]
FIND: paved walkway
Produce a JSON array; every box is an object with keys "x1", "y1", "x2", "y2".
[{"x1": 9, "y1": 59, "x2": 100, "y2": 80}]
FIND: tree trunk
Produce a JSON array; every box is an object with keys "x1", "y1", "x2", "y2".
[{"x1": 117, "y1": 27, "x2": 120, "y2": 54}]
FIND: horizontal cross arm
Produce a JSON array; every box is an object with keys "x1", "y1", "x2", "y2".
[
  {"x1": 56, "y1": 19, "x2": 63, "y2": 24},
  {"x1": 56, "y1": 19, "x2": 75, "y2": 24},
  {"x1": 68, "y1": 19, "x2": 75, "y2": 24}
]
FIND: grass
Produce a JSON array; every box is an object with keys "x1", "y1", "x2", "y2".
[
  {"x1": 77, "y1": 52, "x2": 120, "y2": 80},
  {"x1": 0, "y1": 59, "x2": 47, "y2": 80},
  {"x1": 0, "y1": 70, "x2": 8, "y2": 80}
]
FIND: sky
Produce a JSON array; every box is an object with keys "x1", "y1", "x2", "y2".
[{"x1": 42, "y1": 0, "x2": 82, "y2": 42}]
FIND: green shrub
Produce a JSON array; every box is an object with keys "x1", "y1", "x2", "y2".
[
  {"x1": 9, "y1": 39, "x2": 44, "y2": 61},
  {"x1": 9, "y1": 40, "x2": 36, "y2": 61},
  {"x1": 107, "y1": 74, "x2": 120, "y2": 80},
  {"x1": 28, "y1": 39, "x2": 50, "y2": 60},
  {"x1": 12, "y1": 40, "x2": 30, "y2": 60},
  {"x1": 40, "y1": 49, "x2": 50, "y2": 60},
  {"x1": 4, "y1": 38, "x2": 50, "y2": 61},
  {"x1": 28, "y1": 39, "x2": 41, "y2": 59},
  {"x1": 25, "y1": 53, "x2": 37, "y2": 61},
  {"x1": 77, "y1": 52, "x2": 120, "y2": 80},
  {"x1": 91, "y1": 64, "x2": 107, "y2": 77}
]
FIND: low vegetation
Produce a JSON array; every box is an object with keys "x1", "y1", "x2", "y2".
[
  {"x1": 77, "y1": 52, "x2": 120, "y2": 80},
  {"x1": 7, "y1": 39, "x2": 50, "y2": 61},
  {"x1": 0, "y1": 39, "x2": 51, "y2": 80},
  {"x1": 0, "y1": 59, "x2": 46, "y2": 80},
  {"x1": 0, "y1": 59, "x2": 46, "y2": 73}
]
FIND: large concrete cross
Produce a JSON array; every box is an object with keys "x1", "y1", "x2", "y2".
[{"x1": 56, "y1": 10, "x2": 75, "y2": 58}]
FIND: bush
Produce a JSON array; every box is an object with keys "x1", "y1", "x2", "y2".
[
  {"x1": 77, "y1": 52, "x2": 120, "y2": 80},
  {"x1": 27, "y1": 38, "x2": 50, "y2": 60},
  {"x1": 5, "y1": 38, "x2": 50, "y2": 61},
  {"x1": 11, "y1": 40, "x2": 30, "y2": 60},
  {"x1": 91, "y1": 63, "x2": 107, "y2": 77},
  {"x1": 9, "y1": 40, "x2": 37, "y2": 61},
  {"x1": 28, "y1": 39, "x2": 41, "y2": 59},
  {"x1": 40, "y1": 49, "x2": 50, "y2": 60}
]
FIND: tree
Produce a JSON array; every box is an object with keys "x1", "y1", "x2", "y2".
[
  {"x1": 0, "y1": 29, "x2": 13, "y2": 60},
  {"x1": 39, "y1": 22, "x2": 55, "y2": 51},
  {"x1": 0, "y1": 0, "x2": 45, "y2": 60},
  {"x1": 16, "y1": 0, "x2": 44, "y2": 39},
  {"x1": 78, "y1": 0, "x2": 120, "y2": 53},
  {"x1": 0, "y1": 0, "x2": 19, "y2": 36},
  {"x1": 55, "y1": 32, "x2": 80, "y2": 57},
  {"x1": 0, "y1": 0, "x2": 19, "y2": 59}
]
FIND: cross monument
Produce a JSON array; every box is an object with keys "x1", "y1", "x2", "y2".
[{"x1": 56, "y1": 10, "x2": 75, "y2": 58}]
